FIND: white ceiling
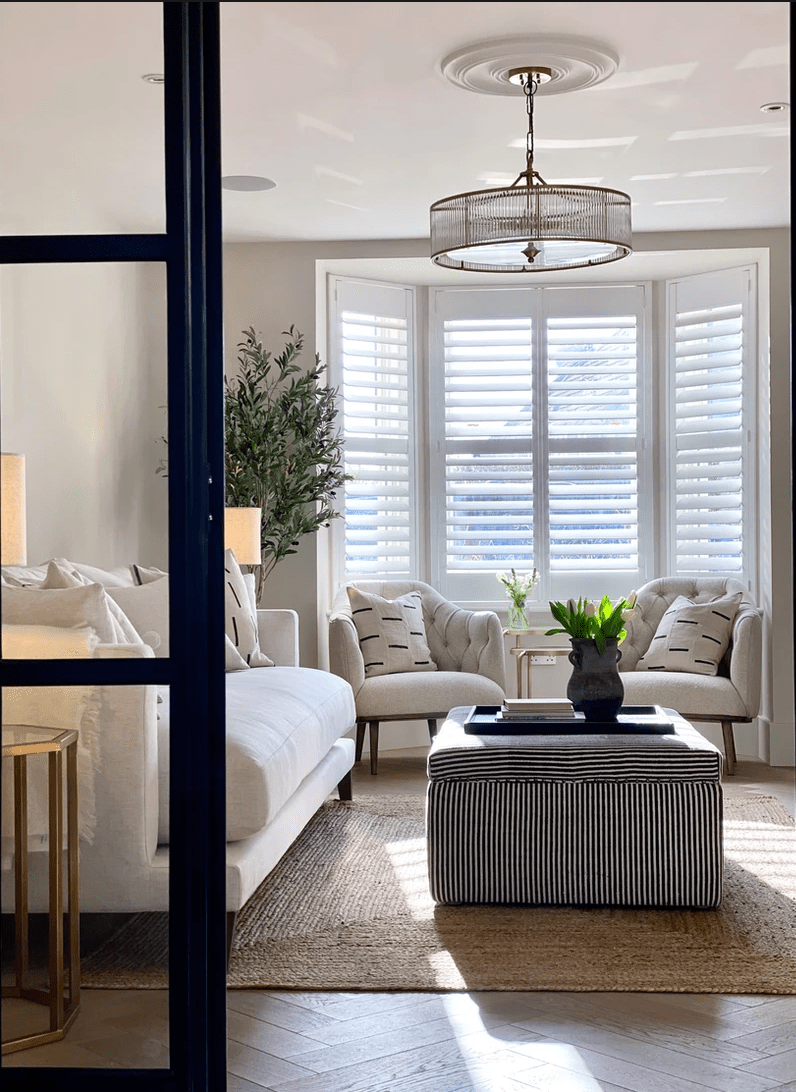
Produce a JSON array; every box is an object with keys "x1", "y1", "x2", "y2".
[{"x1": 0, "y1": 2, "x2": 790, "y2": 243}]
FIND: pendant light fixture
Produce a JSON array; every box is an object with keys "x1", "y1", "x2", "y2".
[{"x1": 430, "y1": 65, "x2": 633, "y2": 273}]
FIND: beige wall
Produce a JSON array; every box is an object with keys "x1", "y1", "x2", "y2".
[
  {"x1": 223, "y1": 228, "x2": 793, "y2": 765},
  {"x1": 0, "y1": 261, "x2": 168, "y2": 571}
]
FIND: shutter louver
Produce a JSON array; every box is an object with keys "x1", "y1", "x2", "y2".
[
  {"x1": 673, "y1": 301, "x2": 745, "y2": 574},
  {"x1": 443, "y1": 318, "x2": 534, "y2": 572},
  {"x1": 547, "y1": 316, "x2": 639, "y2": 571},
  {"x1": 341, "y1": 307, "x2": 412, "y2": 578}
]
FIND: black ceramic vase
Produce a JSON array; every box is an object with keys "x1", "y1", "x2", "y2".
[{"x1": 566, "y1": 637, "x2": 624, "y2": 722}]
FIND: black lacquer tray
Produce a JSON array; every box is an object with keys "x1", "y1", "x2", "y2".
[{"x1": 462, "y1": 705, "x2": 676, "y2": 736}]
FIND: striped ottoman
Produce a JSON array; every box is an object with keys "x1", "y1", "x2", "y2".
[{"x1": 426, "y1": 706, "x2": 723, "y2": 908}]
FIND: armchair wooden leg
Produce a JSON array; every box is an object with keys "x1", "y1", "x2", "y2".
[
  {"x1": 355, "y1": 721, "x2": 366, "y2": 762},
  {"x1": 369, "y1": 720, "x2": 380, "y2": 775},
  {"x1": 721, "y1": 720, "x2": 737, "y2": 776},
  {"x1": 427, "y1": 718, "x2": 438, "y2": 741}
]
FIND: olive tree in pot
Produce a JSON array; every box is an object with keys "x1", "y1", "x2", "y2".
[{"x1": 224, "y1": 326, "x2": 350, "y2": 602}]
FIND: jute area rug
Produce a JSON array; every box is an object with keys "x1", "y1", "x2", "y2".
[{"x1": 82, "y1": 793, "x2": 796, "y2": 993}]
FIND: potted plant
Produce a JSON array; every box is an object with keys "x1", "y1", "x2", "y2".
[
  {"x1": 546, "y1": 594, "x2": 637, "y2": 721},
  {"x1": 224, "y1": 326, "x2": 351, "y2": 602}
]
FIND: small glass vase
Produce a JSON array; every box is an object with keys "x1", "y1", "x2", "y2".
[{"x1": 507, "y1": 601, "x2": 530, "y2": 631}]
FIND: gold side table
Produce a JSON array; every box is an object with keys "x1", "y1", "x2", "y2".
[
  {"x1": 2, "y1": 725, "x2": 81, "y2": 1054},
  {"x1": 504, "y1": 629, "x2": 572, "y2": 698}
]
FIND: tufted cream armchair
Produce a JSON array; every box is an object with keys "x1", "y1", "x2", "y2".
[
  {"x1": 329, "y1": 580, "x2": 506, "y2": 773},
  {"x1": 619, "y1": 577, "x2": 762, "y2": 775}
]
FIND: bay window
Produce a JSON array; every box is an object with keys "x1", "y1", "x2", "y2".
[{"x1": 328, "y1": 265, "x2": 757, "y2": 611}]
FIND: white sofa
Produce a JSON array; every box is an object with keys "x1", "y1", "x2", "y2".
[{"x1": 1, "y1": 562, "x2": 356, "y2": 945}]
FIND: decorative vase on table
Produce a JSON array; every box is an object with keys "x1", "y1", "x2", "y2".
[
  {"x1": 566, "y1": 637, "x2": 624, "y2": 722},
  {"x1": 508, "y1": 601, "x2": 530, "y2": 631}
]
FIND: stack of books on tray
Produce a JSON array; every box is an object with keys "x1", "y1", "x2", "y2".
[{"x1": 498, "y1": 698, "x2": 584, "y2": 722}]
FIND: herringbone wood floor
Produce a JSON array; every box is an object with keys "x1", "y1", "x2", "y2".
[{"x1": 4, "y1": 751, "x2": 796, "y2": 1091}]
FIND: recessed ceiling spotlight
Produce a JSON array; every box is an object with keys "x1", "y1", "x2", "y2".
[
  {"x1": 141, "y1": 73, "x2": 164, "y2": 85},
  {"x1": 221, "y1": 175, "x2": 277, "y2": 192},
  {"x1": 760, "y1": 101, "x2": 789, "y2": 113}
]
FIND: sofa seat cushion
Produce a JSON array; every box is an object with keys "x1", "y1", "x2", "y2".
[
  {"x1": 156, "y1": 667, "x2": 355, "y2": 843},
  {"x1": 621, "y1": 670, "x2": 747, "y2": 719},
  {"x1": 355, "y1": 670, "x2": 504, "y2": 720}
]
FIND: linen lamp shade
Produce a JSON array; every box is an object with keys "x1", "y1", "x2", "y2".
[
  {"x1": 224, "y1": 507, "x2": 261, "y2": 565},
  {"x1": 1, "y1": 453, "x2": 27, "y2": 565}
]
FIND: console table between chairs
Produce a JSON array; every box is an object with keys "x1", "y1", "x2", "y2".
[{"x1": 504, "y1": 629, "x2": 571, "y2": 699}]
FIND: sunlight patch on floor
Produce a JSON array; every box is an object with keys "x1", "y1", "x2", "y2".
[
  {"x1": 428, "y1": 948, "x2": 467, "y2": 989},
  {"x1": 724, "y1": 820, "x2": 796, "y2": 898},
  {"x1": 384, "y1": 836, "x2": 436, "y2": 920}
]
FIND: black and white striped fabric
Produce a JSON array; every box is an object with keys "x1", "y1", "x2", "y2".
[
  {"x1": 426, "y1": 708, "x2": 723, "y2": 908},
  {"x1": 347, "y1": 586, "x2": 437, "y2": 677},
  {"x1": 427, "y1": 779, "x2": 722, "y2": 907},
  {"x1": 428, "y1": 742, "x2": 721, "y2": 783}
]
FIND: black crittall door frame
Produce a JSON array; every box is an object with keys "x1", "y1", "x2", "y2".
[{"x1": 0, "y1": 4, "x2": 228, "y2": 1089}]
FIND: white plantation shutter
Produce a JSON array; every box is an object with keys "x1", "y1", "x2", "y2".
[
  {"x1": 330, "y1": 279, "x2": 416, "y2": 580},
  {"x1": 668, "y1": 268, "x2": 754, "y2": 578},
  {"x1": 547, "y1": 314, "x2": 639, "y2": 576},
  {"x1": 430, "y1": 286, "x2": 648, "y2": 604},
  {"x1": 443, "y1": 316, "x2": 534, "y2": 576}
]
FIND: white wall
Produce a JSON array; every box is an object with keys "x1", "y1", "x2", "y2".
[
  {"x1": 0, "y1": 261, "x2": 168, "y2": 570},
  {"x1": 223, "y1": 228, "x2": 793, "y2": 765},
  {"x1": 222, "y1": 238, "x2": 424, "y2": 668}
]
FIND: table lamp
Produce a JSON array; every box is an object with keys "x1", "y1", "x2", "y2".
[
  {"x1": 224, "y1": 507, "x2": 261, "y2": 566},
  {"x1": 1, "y1": 452, "x2": 27, "y2": 565}
]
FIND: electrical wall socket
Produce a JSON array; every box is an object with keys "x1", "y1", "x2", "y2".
[{"x1": 530, "y1": 654, "x2": 557, "y2": 666}]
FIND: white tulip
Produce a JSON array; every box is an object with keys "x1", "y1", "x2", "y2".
[{"x1": 584, "y1": 602, "x2": 596, "y2": 617}]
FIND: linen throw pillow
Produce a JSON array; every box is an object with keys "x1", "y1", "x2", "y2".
[
  {"x1": 107, "y1": 578, "x2": 170, "y2": 657},
  {"x1": 40, "y1": 560, "x2": 142, "y2": 645},
  {"x1": 225, "y1": 633, "x2": 250, "y2": 671},
  {"x1": 224, "y1": 549, "x2": 273, "y2": 667},
  {"x1": 637, "y1": 592, "x2": 743, "y2": 676},
  {"x1": 1, "y1": 584, "x2": 135, "y2": 647},
  {"x1": 346, "y1": 587, "x2": 437, "y2": 678},
  {"x1": 131, "y1": 563, "x2": 169, "y2": 586}
]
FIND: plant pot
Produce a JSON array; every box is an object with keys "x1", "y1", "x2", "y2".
[
  {"x1": 507, "y1": 601, "x2": 530, "y2": 631},
  {"x1": 566, "y1": 637, "x2": 624, "y2": 722}
]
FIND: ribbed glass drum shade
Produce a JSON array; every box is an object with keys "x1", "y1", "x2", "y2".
[{"x1": 431, "y1": 184, "x2": 632, "y2": 273}]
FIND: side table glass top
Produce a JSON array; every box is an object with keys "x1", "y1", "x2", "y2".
[{"x1": 2, "y1": 725, "x2": 78, "y2": 755}]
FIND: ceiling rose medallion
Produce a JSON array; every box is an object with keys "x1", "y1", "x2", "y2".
[{"x1": 430, "y1": 37, "x2": 633, "y2": 274}]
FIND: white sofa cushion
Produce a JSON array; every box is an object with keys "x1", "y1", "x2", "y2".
[
  {"x1": 156, "y1": 666, "x2": 355, "y2": 843},
  {"x1": 621, "y1": 671, "x2": 748, "y2": 718},
  {"x1": 354, "y1": 669, "x2": 504, "y2": 720}
]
